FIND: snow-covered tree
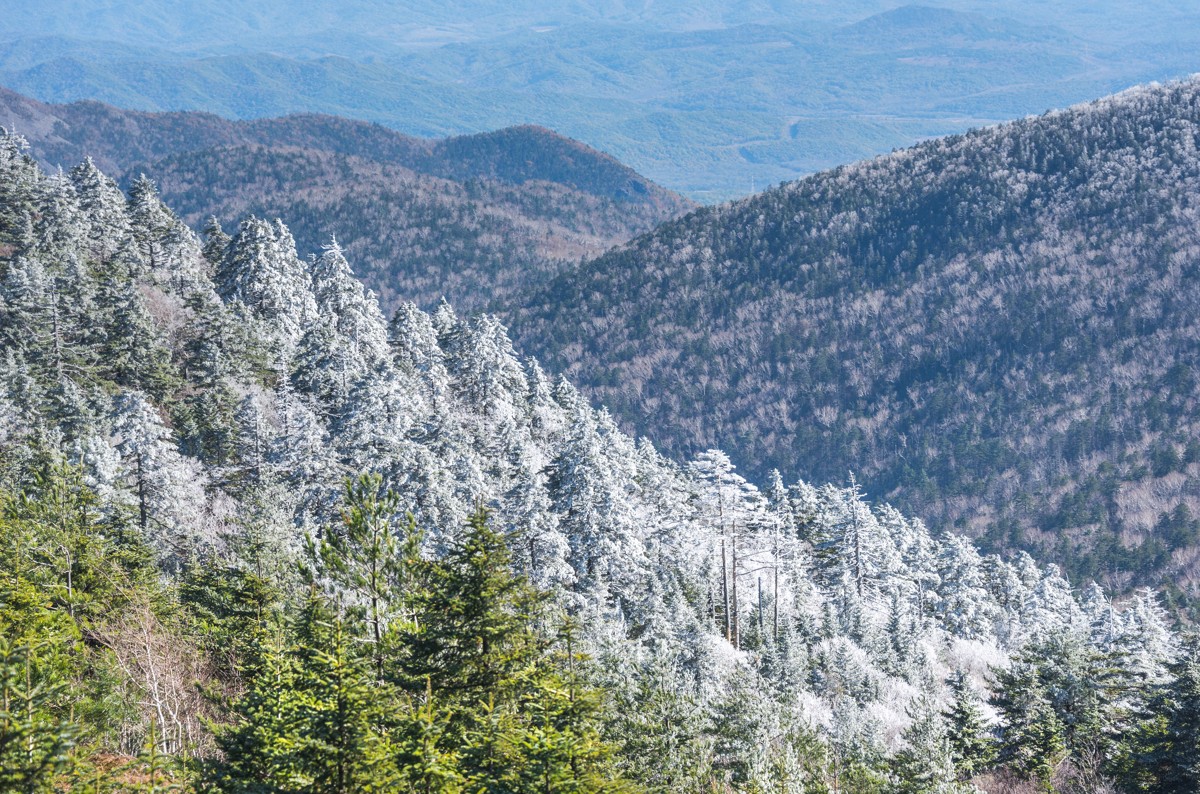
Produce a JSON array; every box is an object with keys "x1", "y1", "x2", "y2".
[
  {"x1": 111, "y1": 391, "x2": 212, "y2": 566},
  {"x1": 215, "y1": 217, "x2": 317, "y2": 352}
]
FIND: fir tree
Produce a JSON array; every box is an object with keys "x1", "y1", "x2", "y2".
[
  {"x1": 0, "y1": 639, "x2": 76, "y2": 793},
  {"x1": 1126, "y1": 634, "x2": 1200, "y2": 793},
  {"x1": 943, "y1": 670, "x2": 996, "y2": 781},
  {"x1": 310, "y1": 474, "x2": 417, "y2": 681},
  {"x1": 891, "y1": 693, "x2": 963, "y2": 794},
  {"x1": 993, "y1": 662, "x2": 1067, "y2": 790},
  {"x1": 211, "y1": 593, "x2": 394, "y2": 793}
]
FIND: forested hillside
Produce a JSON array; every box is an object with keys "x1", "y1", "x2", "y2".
[
  {"x1": 505, "y1": 77, "x2": 1200, "y2": 602},
  {"x1": 2, "y1": 126, "x2": 1198, "y2": 792},
  {"x1": 0, "y1": 86, "x2": 691, "y2": 310}
]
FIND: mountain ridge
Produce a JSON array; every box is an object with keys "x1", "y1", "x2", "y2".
[
  {"x1": 7, "y1": 0, "x2": 1197, "y2": 199},
  {"x1": 0, "y1": 85, "x2": 693, "y2": 311},
  {"x1": 502, "y1": 76, "x2": 1200, "y2": 600}
]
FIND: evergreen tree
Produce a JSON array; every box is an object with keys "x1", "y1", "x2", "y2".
[
  {"x1": 201, "y1": 216, "x2": 231, "y2": 270},
  {"x1": 0, "y1": 130, "x2": 40, "y2": 251},
  {"x1": 892, "y1": 694, "x2": 963, "y2": 794},
  {"x1": 993, "y1": 660, "x2": 1067, "y2": 790},
  {"x1": 310, "y1": 474, "x2": 417, "y2": 680},
  {"x1": 1125, "y1": 634, "x2": 1200, "y2": 793},
  {"x1": 943, "y1": 670, "x2": 996, "y2": 780},
  {"x1": 211, "y1": 593, "x2": 394, "y2": 793},
  {"x1": 215, "y1": 217, "x2": 317, "y2": 352},
  {"x1": 111, "y1": 392, "x2": 210, "y2": 566},
  {"x1": 0, "y1": 639, "x2": 76, "y2": 794},
  {"x1": 68, "y1": 157, "x2": 129, "y2": 266},
  {"x1": 126, "y1": 175, "x2": 175, "y2": 271},
  {"x1": 393, "y1": 507, "x2": 631, "y2": 792}
]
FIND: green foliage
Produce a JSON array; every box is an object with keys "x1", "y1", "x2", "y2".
[
  {"x1": 0, "y1": 462, "x2": 173, "y2": 757},
  {"x1": 391, "y1": 507, "x2": 631, "y2": 792},
  {"x1": 943, "y1": 671, "x2": 996, "y2": 780},
  {"x1": 607, "y1": 667, "x2": 712, "y2": 792},
  {"x1": 989, "y1": 637, "x2": 1134, "y2": 790},
  {"x1": 214, "y1": 499, "x2": 635, "y2": 793},
  {"x1": 210, "y1": 594, "x2": 395, "y2": 794},
  {"x1": 891, "y1": 695, "x2": 964, "y2": 794},
  {"x1": 0, "y1": 639, "x2": 76, "y2": 793},
  {"x1": 1116, "y1": 634, "x2": 1200, "y2": 793},
  {"x1": 308, "y1": 473, "x2": 416, "y2": 680},
  {"x1": 179, "y1": 563, "x2": 279, "y2": 684}
]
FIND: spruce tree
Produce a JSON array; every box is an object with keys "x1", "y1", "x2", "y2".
[
  {"x1": 1127, "y1": 634, "x2": 1200, "y2": 793},
  {"x1": 0, "y1": 639, "x2": 76, "y2": 793},
  {"x1": 943, "y1": 670, "x2": 995, "y2": 781},
  {"x1": 393, "y1": 507, "x2": 631, "y2": 792},
  {"x1": 310, "y1": 473, "x2": 417, "y2": 680},
  {"x1": 892, "y1": 694, "x2": 962, "y2": 794},
  {"x1": 211, "y1": 593, "x2": 394, "y2": 793},
  {"x1": 993, "y1": 664, "x2": 1067, "y2": 791}
]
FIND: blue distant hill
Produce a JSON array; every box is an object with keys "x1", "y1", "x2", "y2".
[{"x1": 2, "y1": 1, "x2": 1199, "y2": 198}]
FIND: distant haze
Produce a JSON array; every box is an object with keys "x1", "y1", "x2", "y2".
[{"x1": 3, "y1": 1, "x2": 1199, "y2": 198}]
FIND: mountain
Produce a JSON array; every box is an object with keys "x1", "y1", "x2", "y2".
[
  {"x1": 0, "y1": 126, "x2": 1187, "y2": 793},
  {"x1": 0, "y1": 87, "x2": 691, "y2": 310},
  {"x1": 503, "y1": 78, "x2": 1200, "y2": 600},
  {"x1": 4, "y1": 2, "x2": 1200, "y2": 198}
]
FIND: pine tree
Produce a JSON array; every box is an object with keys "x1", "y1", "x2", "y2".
[
  {"x1": 394, "y1": 506, "x2": 544, "y2": 702},
  {"x1": 393, "y1": 679, "x2": 464, "y2": 793},
  {"x1": 1127, "y1": 634, "x2": 1200, "y2": 793},
  {"x1": 126, "y1": 175, "x2": 175, "y2": 270},
  {"x1": 94, "y1": 244, "x2": 177, "y2": 398},
  {"x1": 0, "y1": 130, "x2": 40, "y2": 251},
  {"x1": 388, "y1": 301, "x2": 449, "y2": 398},
  {"x1": 892, "y1": 694, "x2": 962, "y2": 794},
  {"x1": 935, "y1": 535, "x2": 996, "y2": 640},
  {"x1": 943, "y1": 670, "x2": 995, "y2": 781},
  {"x1": 310, "y1": 474, "x2": 417, "y2": 681},
  {"x1": 548, "y1": 408, "x2": 641, "y2": 604},
  {"x1": 0, "y1": 639, "x2": 76, "y2": 794}
]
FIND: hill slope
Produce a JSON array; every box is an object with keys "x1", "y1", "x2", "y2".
[
  {"x1": 504, "y1": 78, "x2": 1200, "y2": 596},
  {"x1": 5, "y1": 127, "x2": 1183, "y2": 792},
  {"x1": 0, "y1": 87, "x2": 691, "y2": 310}
]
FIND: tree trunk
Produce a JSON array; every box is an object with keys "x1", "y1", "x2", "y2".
[
  {"x1": 731, "y1": 531, "x2": 740, "y2": 650},
  {"x1": 720, "y1": 538, "x2": 730, "y2": 642}
]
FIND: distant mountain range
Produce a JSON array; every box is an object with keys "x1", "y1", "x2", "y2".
[
  {"x1": 3, "y1": 2, "x2": 1199, "y2": 198},
  {"x1": 503, "y1": 78, "x2": 1200, "y2": 602},
  {"x1": 0, "y1": 87, "x2": 691, "y2": 310}
]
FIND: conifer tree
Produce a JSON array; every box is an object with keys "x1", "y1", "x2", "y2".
[
  {"x1": 1125, "y1": 634, "x2": 1200, "y2": 793},
  {"x1": 201, "y1": 217, "x2": 231, "y2": 270},
  {"x1": 993, "y1": 661, "x2": 1067, "y2": 790},
  {"x1": 310, "y1": 473, "x2": 417, "y2": 681},
  {"x1": 393, "y1": 678, "x2": 464, "y2": 793},
  {"x1": 211, "y1": 593, "x2": 394, "y2": 793},
  {"x1": 0, "y1": 130, "x2": 40, "y2": 250},
  {"x1": 943, "y1": 670, "x2": 995, "y2": 780},
  {"x1": 393, "y1": 507, "x2": 631, "y2": 792},
  {"x1": 0, "y1": 639, "x2": 76, "y2": 794},
  {"x1": 216, "y1": 217, "x2": 317, "y2": 352},
  {"x1": 892, "y1": 694, "x2": 963, "y2": 794},
  {"x1": 68, "y1": 157, "x2": 129, "y2": 266}
]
